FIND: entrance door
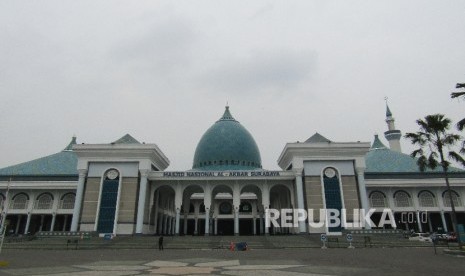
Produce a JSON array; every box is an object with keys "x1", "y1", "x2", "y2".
[
  {"x1": 323, "y1": 168, "x2": 343, "y2": 233},
  {"x1": 217, "y1": 219, "x2": 234, "y2": 235}
]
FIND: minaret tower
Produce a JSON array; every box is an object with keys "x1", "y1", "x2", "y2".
[{"x1": 384, "y1": 103, "x2": 402, "y2": 152}]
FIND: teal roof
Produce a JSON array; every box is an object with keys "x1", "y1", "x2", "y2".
[
  {"x1": 305, "y1": 133, "x2": 331, "y2": 143},
  {"x1": 0, "y1": 137, "x2": 78, "y2": 176},
  {"x1": 371, "y1": 134, "x2": 387, "y2": 150},
  {"x1": 366, "y1": 135, "x2": 462, "y2": 173},
  {"x1": 113, "y1": 134, "x2": 140, "y2": 144},
  {"x1": 386, "y1": 104, "x2": 392, "y2": 117},
  {"x1": 192, "y1": 106, "x2": 262, "y2": 170}
]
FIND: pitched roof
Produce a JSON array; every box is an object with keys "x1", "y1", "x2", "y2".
[
  {"x1": 112, "y1": 134, "x2": 140, "y2": 144},
  {"x1": 305, "y1": 132, "x2": 332, "y2": 143},
  {"x1": 366, "y1": 135, "x2": 463, "y2": 173},
  {"x1": 0, "y1": 137, "x2": 78, "y2": 176}
]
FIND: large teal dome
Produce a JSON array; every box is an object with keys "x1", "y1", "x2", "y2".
[{"x1": 192, "y1": 106, "x2": 262, "y2": 170}]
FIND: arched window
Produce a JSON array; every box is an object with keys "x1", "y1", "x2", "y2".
[
  {"x1": 61, "y1": 193, "x2": 75, "y2": 209},
  {"x1": 394, "y1": 191, "x2": 412, "y2": 207},
  {"x1": 370, "y1": 191, "x2": 387, "y2": 207},
  {"x1": 418, "y1": 191, "x2": 436, "y2": 207},
  {"x1": 443, "y1": 191, "x2": 462, "y2": 207},
  {"x1": 36, "y1": 193, "x2": 53, "y2": 209},
  {"x1": 12, "y1": 193, "x2": 28, "y2": 209}
]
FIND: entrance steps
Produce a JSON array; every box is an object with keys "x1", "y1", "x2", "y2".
[{"x1": 2, "y1": 233, "x2": 444, "y2": 250}]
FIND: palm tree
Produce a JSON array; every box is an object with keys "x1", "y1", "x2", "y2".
[
  {"x1": 451, "y1": 82, "x2": 465, "y2": 130},
  {"x1": 405, "y1": 114, "x2": 465, "y2": 249}
]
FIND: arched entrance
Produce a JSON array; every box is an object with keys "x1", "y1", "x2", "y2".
[
  {"x1": 270, "y1": 184, "x2": 293, "y2": 234},
  {"x1": 151, "y1": 185, "x2": 176, "y2": 235}
]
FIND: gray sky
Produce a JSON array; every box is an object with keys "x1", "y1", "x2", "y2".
[{"x1": 1, "y1": 0, "x2": 465, "y2": 171}]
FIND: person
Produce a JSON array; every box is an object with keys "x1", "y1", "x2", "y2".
[{"x1": 158, "y1": 235, "x2": 164, "y2": 251}]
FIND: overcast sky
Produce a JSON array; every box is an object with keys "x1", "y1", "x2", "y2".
[{"x1": 1, "y1": 1, "x2": 465, "y2": 171}]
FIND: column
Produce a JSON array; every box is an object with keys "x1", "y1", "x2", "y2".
[
  {"x1": 24, "y1": 213, "x2": 32, "y2": 234},
  {"x1": 253, "y1": 217, "x2": 257, "y2": 235},
  {"x1": 440, "y1": 210, "x2": 448, "y2": 232},
  {"x1": 183, "y1": 214, "x2": 188, "y2": 235},
  {"x1": 214, "y1": 218, "x2": 218, "y2": 235},
  {"x1": 175, "y1": 209, "x2": 181, "y2": 235},
  {"x1": 63, "y1": 215, "x2": 68, "y2": 231},
  {"x1": 153, "y1": 190, "x2": 160, "y2": 234},
  {"x1": 39, "y1": 215, "x2": 45, "y2": 231},
  {"x1": 416, "y1": 211, "x2": 423, "y2": 232},
  {"x1": 157, "y1": 214, "x2": 163, "y2": 234},
  {"x1": 136, "y1": 170, "x2": 149, "y2": 234},
  {"x1": 194, "y1": 217, "x2": 198, "y2": 235},
  {"x1": 205, "y1": 208, "x2": 210, "y2": 236},
  {"x1": 71, "y1": 169, "x2": 88, "y2": 232},
  {"x1": 50, "y1": 213, "x2": 56, "y2": 232},
  {"x1": 234, "y1": 208, "x2": 239, "y2": 236},
  {"x1": 356, "y1": 167, "x2": 371, "y2": 229},
  {"x1": 294, "y1": 169, "x2": 307, "y2": 233},
  {"x1": 163, "y1": 215, "x2": 168, "y2": 235},
  {"x1": 233, "y1": 183, "x2": 240, "y2": 236},
  {"x1": 15, "y1": 215, "x2": 22, "y2": 234},
  {"x1": 428, "y1": 213, "x2": 433, "y2": 232}
]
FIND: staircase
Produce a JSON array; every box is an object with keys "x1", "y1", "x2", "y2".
[{"x1": 1, "y1": 234, "x2": 444, "y2": 250}]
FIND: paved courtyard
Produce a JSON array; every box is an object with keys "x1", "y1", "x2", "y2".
[{"x1": 0, "y1": 247, "x2": 464, "y2": 276}]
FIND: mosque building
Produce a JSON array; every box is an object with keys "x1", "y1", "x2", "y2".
[{"x1": 0, "y1": 106, "x2": 464, "y2": 236}]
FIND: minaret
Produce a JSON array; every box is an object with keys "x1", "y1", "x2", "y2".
[{"x1": 384, "y1": 104, "x2": 402, "y2": 152}]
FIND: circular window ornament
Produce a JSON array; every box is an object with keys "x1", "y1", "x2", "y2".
[
  {"x1": 106, "y1": 169, "x2": 119, "y2": 180},
  {"x1": 324, "y1": 168, "x2": 336, "y2": 178},
  {"x1": 220, "y1": 202, "x2": 232, "y2": 214}
]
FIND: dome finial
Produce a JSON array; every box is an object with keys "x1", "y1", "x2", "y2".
[{"x1": 220, "y1": 105, "x2": 236, "y2": 121}]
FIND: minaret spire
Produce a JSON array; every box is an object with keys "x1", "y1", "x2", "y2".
[{"x1": 383, "y1": 101, "x2": 402, "y2": 152}]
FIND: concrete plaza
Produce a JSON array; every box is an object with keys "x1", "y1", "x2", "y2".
[{"x1": 0, "y1": 247, "x2": 464, "y2": 276}]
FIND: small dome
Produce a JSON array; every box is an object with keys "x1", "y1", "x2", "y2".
[{"x1": 192, "y1": 106, "x2": 262, "y2": 170}]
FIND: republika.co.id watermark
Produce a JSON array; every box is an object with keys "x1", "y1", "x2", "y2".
[{"x1": 265, "y1": 208, "x2": 399, "y2": 228}]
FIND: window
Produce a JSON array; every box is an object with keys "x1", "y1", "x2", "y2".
[
  {"x1": 11, "y1": 194, "x2": 28, "y2": 209},
  {"x1": 443, "y1": 191, "x2": 462, "y2": 207},
  {"x1": 36, "y1": 193, "x2": 53, "y2": 209},
  {"x1": 394, "y1": 191, "x2": 411, "y2": 207},
  {"x1": 61, "y1": 193, "x2": 75, "y2": 209},
  {"x1": 370, "y1": 192, "x2": 387, "y2": 207},
  {"x1": 418, "y1": 191, "x2": 436, "y2": 207}
]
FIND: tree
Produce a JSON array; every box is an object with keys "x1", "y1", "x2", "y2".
[
  {"x1": 405, "y1": 114, "x2": 465, "y2": 249},
  {"x1": 451, "y1": 82, "x2": 465, "y2": 131}
]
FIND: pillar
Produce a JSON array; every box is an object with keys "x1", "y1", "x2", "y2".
[
  {"x1": 183, "y1": 214, "x2": 188, "y2": 235},
  {"x1": 356, "y1": 167, "x2": 371, "y2": 229},
  {"x1": 440, "y1": 210, "x2": 448, "y2": 232},
  {"x1": 50, "y1": 213, "x2": 56, "y2": 232},
  {"x1": 71, "y1": 169, "x2": 87, "y2": 232},
  {"x1": 416, "y1": 211, "x2": 423, "y2": 232},
  {"x1": 157, "y1": 214, "x2": 163, "y2": 234},
  {"x1": 205, "y1": 208, "x2": 210, "y2": 236},
  {"x1": 175, "y1": 209, "x2": 180, "y2": 235},
  {"x1": 234, "y1": 208, "x2": 239, "y2": 235},
  {"x1": 163, "y1": 215, "x2": 168, "y2": 235},
  {"x1": 214, "y1": 218, "x2": 218, "y2": 235},
  {"x1": 294, "y1": 168, "x2": 307, "y2": 233},
  {"x1": 15, "y1": 215, "x2": 21, "y2": 234},
  {"x1": 63, "y1": 215, "x2": 68, "y2": 231},
  {"x1": 153, "y1": 190, "x2": 160, "y2": 234},
  {"x1": 24, "y1": 213, "x2": 31, "y2": 234},
  {"x1": 253, "y1": 217, "x2": 257, "y2": 235},
  {"x1": 39, "y1": 215, "x2": 45, "y2": 231},
  {"x1": 136, "y1": 170, "x2": 149, "y2": 234}
]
